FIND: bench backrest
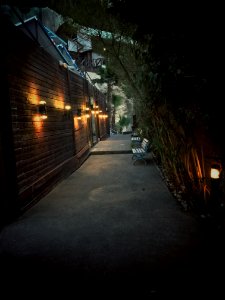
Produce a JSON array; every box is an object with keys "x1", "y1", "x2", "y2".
[{"x1": 141, "y1": 138, "x2": 149, "y2": 151}]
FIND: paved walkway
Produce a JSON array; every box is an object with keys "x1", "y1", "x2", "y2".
[
  {"x1": 0, "y1": 134, "x2": 225, "y2": 297},
  {"x1": 91, "y1": 133, "x2": 132, "y2": 154}
]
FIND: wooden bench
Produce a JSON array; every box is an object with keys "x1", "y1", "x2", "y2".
[
  {"x1": 131, "y1": 136, "x2": 141, "y2": 147},
  {"x1": 131, "y1": 138, "x2": 149, "y2": 165},
  {"x1": 131, "y1": 136, "x2": 141, "y2": 142}
]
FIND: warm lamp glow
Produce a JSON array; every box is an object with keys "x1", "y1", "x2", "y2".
[
  {"x1": 39, "y1": 100, "x2": 46, "y2": 105},
  {"x1": 65, "y1": 104, "x2": 71, "y2": 110},
  {"x1": 210, "y1": 168, "x2": 220, "y2": 179},
  {"x1": 33, "y1": 115, "x2": 43, "y2": 130},
  {"x1": 210, "y1": 164, "x2": 221, "y2": 179},
  {"x1": 40, "y1": 115, "x2": 48, "y2": 120}
]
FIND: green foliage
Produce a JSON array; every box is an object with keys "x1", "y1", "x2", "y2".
[
  {"x1": 56, "y1": 20, "x2": 78, "y2": 40},
  {"x1": 95, "y1": 65, "x2": 117, "y2": 83},
  {"x1": 112, "y1": 94, "x2": 122, "y2": 107},
  {"x1": 116, "y1": 115, "x2": 130, "y2": 133}
]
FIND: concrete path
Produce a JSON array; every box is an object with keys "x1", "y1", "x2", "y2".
[
  {"x1": 0, "y1": 134, "x2": 225, "y2": 297},
  {"x1": 91, "y1": 133, "x2": 132, "y2": 154}
]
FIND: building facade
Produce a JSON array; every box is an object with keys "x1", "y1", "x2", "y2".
[{"x1": 0, "y1": 13, "x2": 109, "y2": 225}]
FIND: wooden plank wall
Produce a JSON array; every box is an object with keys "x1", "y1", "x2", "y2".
[{"x1": 3, "y1": 20, "x2": 108, "y2": 211}]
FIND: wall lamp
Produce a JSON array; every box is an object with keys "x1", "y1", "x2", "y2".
[
  {"x1": 65, "y1": 104, "x2": 71, "y2": 111},
  {"x1": 38, "y1": 100, "x2": 47, "y2": 119},
  {"x1": 85, "y1": 106, "x2": 90, "y2": 118},
  {"x1": 59, "y1": 60, "x2": 68, "y2": 69},
  {"x1": 210, "y1": 163, "x2": 222, "y2": 179},
  {"x1": 64, "y1": 104, "x2": 71, "y2": 119},
  {"x1": 209, "y1": 162, "x2": 222, "y2": 213},
  {"x1": 77, "y1": 108, "x2": 82, "y2": 119}
]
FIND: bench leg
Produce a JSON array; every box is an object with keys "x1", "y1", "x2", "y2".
[{"x1": 133, "y1": 155, "x2": 147, "y2": 165}]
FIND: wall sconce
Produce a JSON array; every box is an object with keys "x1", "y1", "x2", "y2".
[
  {"x1": 77, "y1": 108, "x2": 82, "y2": 119},
  {"x1": 59, "y1": 60, "x2": 68, "y2": 69},
  {"x1": 210, "y1": 164, "x2": 222, "y2": 179},
  {"x1": 90, "y1": 104, "x2": 100, "y2": 115},
  {"x1": 209, "y1": 162, "x2": 222, "y2": 213},
  {"x1": 39, "y1": 100, "x2": 47, "y2": 119},
  {"x1": 90, "y1": 104, "x2": 95, "y2": 114},
  {"x1": 64, "y1": 104, "x2": 71, "y2": 119},
  {"x1": 85, "y1": 106, "x2": 90, "y2": 118},
  {"x1": 65, "y1": 104, "x2": 71, "y2": 111}
]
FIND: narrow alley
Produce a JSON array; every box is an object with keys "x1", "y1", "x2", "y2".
[{"x1": 1, "y1": 135, "x2": 224, "y2": 297}]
